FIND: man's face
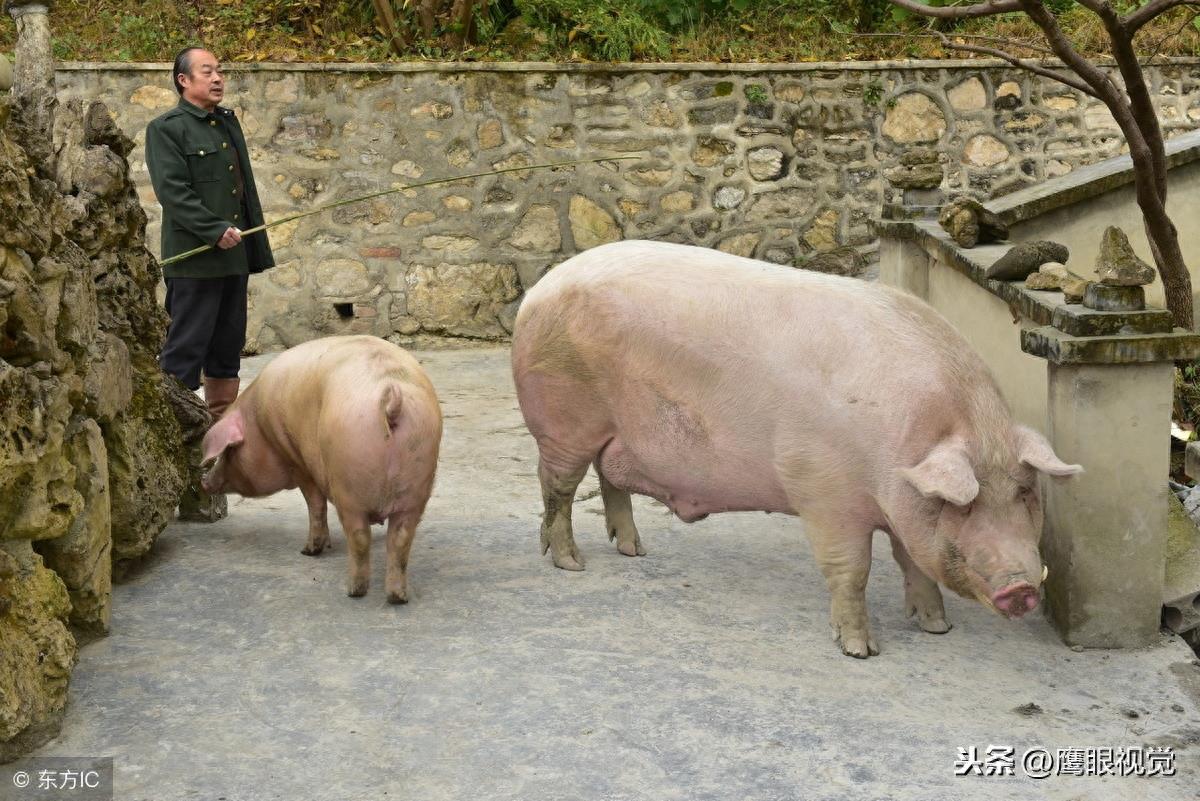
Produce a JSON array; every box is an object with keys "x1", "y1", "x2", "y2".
[{"x1": 179, "y1": 50, "x2": 224, "y2": 110}]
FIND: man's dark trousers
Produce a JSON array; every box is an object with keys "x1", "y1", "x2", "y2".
[{"x1": 160, "y1": 274, "x2": 248, "y2": 390}]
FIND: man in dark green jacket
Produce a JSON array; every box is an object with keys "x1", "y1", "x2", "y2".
[{"x1": 146, "y1": 46, "x2": 274, "y2": 417}]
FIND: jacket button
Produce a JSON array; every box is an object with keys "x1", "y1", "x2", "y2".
[
  {"x1": 222, "y1": 142, "x2": 228, "y2": 148},
  {"x1": 231, "y1": 189, "x2": 238, "y2": 195},
  {"x1": 198, "y1": 149, "x2": 205, "y2": 155},
  {"x1": 233, "y1": 213, "x2": 239, "y2": 220},
  {"x1": 228, "y1": 165, "x2": 234, "y2": 171},
  {"x1": 209, "y1": 120, "x2": 217, "y2": 126}
]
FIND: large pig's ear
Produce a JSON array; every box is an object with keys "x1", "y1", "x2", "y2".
[
  {"x1": 1015, "y1": 425, "x2": 1083, "y2": 477},
  {"x1": 200, "y1": 412, "x2": 245, "y2": 468},
  {"x1": 901, "y1": 440, "x2": 980, "y2": 506}
]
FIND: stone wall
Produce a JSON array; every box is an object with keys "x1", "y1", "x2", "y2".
[
  {"x1": 1, "y1": 84, "x2": 188, "y2": 762},
  {"x1": 55, "y1": 59, "x2": 1200, "y2": 346}
]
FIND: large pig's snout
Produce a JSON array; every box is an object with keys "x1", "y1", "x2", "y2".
[{"x1": 990, "y1": 580, "x2": 1040, "y2": 618}]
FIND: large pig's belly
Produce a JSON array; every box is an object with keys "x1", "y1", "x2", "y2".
[{"x1": 593, "y1": 383, "x2": 795, "y2": 521}]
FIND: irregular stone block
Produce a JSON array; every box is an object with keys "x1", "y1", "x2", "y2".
[
  {"x1": 747, "y1": 187, "x2": 815, "y2": 219},
  {"x1": 34, "y1": 418, "x2": 111, "y2": 636},
  {"x1": 1084, "y1": 283, "x2": 1146, "y2": 312},
  {"x1": 405, "y1": 262, "x2": 520, "y2": 339},
  {"x1": 1095, "y1": 225, "x2": 1156, "y2": 286},
  {"x1": 0, "y1": 541, "x2": 76, "y2": 763},
  {"x1": 569, "y1": 196, "x2": 620, "y2": 249},
  {"x1": 747, "y1": 147, "x2": 785, "y2": 181},
  {"x1": 884, "y1": 162, "x2": 943, "y2": 190},
  {"x1": 802, "y1": 246, "x2": 868, "y2": 277},
  {"x1": 716, "y1": 233, "x2": 760, "y2": 258},
  {"x1": 508, "y1": 204, "x2": 561, "y2": 252},
  {"x1": 882, "y1": 92, "x2": 946, "y2": 144},
  {"x1": 713, "y1": 186, "x2": 746, "y2": 211},
  {"x1": 963, "y1": 134, "x2": 1009, "y2": 168},
  {"x1": 938, "y1": 197, "x2": 1009, "y2": 249},
  {"x1": 986, "y1": 240, "x2": 1069, "y2": 280}
]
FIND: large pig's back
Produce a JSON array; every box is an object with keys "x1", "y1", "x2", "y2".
[
  {"x1": 514, "y1": 240, "x2": 999, "y2": 474},
  {"x1": 516, "y1": 240, "x2": 932, "y2": 389}
]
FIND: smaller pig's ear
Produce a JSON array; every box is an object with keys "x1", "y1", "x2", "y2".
[
  {"x1": 200, "y1": 412, "x2": 245, "y2": 468},
  {"x1": 901, "y1": 440, "x2": 980, "y2": 507},
  {"x1": 1015, "y1": 425, "x2": 1083, "y2": 477}
]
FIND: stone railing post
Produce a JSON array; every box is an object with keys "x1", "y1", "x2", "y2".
[
  {"x1": 5, "y1": 0, "x2": 56, "y2": 168},
  {"x1": 1022, "y1": 319, "x2": 1193, "y2": 647}
]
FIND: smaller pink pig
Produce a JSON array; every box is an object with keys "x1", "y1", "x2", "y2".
[{"x1": 201, "y1": 335, "x2": 443, "y2": 604}]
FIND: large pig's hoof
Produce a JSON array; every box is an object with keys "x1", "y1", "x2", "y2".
[
  {"x1": 552, "y1": 550, "x2": 586, "y2": 571},
  {"x1": 387, "y1": 590, "x2": 408, "y2": 605},
  {"x1": 907, "y1": 603, "x2": 952, "y2": 634},
  {"x1": 301, "y1": 541, "x2": 328, "y2": 556},
  {"x1": 616, "y1": 533, "x2": 646, "y2": 557},
  {"x1": 832, "y1": 623, "x2": 880, "y2": 659},
  {"x1": 347, "y1": 579, "x2": 369, "y2": 598}
]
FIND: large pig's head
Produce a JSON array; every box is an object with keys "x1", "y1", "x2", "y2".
[
  {"x1": 200, "y1": 411, "x2": 247, "y2": 495},
  {"x1": 899, "y1": 425, "x2": 1082, "y2": 618}
]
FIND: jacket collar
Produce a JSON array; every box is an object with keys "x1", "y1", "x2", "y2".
[{"x1": 177, "y1": 97, "x2": 234, "y2": 119}]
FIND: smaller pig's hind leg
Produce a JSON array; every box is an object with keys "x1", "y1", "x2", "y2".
[
  {"x1": 538, "y1": 456, "x2": 589, "y2": 571},
  {"x1": 887, "y1": 533, "x2": 951, "y2": 634},
  {"x1": 806, "y1": 521, "x2": 879, "y2": 658},
  {"x1": 298, "y1": 479, "x2": 331, "y2": 556},
  {"x1": 595, "y1": 463, "x2": 645, "y2": 557},
  {"x1": 384, "y1": 512, "x2": 419, "y2": 605},
  {"x1": 335, "y1": 507, "x2": 372, "y2": 597}
]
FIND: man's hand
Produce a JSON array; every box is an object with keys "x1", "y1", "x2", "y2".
[{"x1": 216, "y1": 227, "x2": 243, "y2": 250}]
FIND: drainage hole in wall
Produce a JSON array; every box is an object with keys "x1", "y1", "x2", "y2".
[{"x1": 334, "y1": 303, "x2": 354, "y2": 318}]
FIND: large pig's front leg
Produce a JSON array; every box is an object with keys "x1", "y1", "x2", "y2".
[
  {"x1": 806, "y1": 519, "x2": 879, "y2": 658},
  {"x1": 538, "y1": 457, "x2": 588, "y2": 571},
  {"x1": 336, "y1": 507, "x2": 372, "y2": 597},
  {"x1": 596, "y1": 467, "x2": 645, "y2": 557},
  {"x1": 298, "y1": 479, "x2": 331, "y2": 556},
  {"x1": 888, "y1": 533, "x2": 951, "y2": 634},
  {"x1": 384, "y1": 512, "x2": 418, "y2": 605}
]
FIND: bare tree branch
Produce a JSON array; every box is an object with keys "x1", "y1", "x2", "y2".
[
  {"x1": 1145, "y1": 7, "x2": 1200, "y2": 64},
  {"x1": 882, "y1": 0, "x2": 1023, "y2": 20},
  {"x1": 1092, "y1": 10, "x2": 1170, "y2": 200},
  {"x1": 938, "y1": 31, "x2": 1059, "y2": 58},
  {"x1": 1127, "y1": 0, "x2": 1200, "y2": 34},
  {"x1": 930, "y1": 29, "x2": 1101, "y2": 96},
  {"x1": 1017, "y1": 1, "x2": 1122, "y2": 101}
]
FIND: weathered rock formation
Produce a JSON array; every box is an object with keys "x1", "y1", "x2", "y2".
[{"x1": 1, "y1": 9, "x2": 186, "y2": 758}]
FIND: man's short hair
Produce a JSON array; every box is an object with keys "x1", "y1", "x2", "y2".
[{"x1": 172, "y1": 47, "x2": 205, "y2": 95}]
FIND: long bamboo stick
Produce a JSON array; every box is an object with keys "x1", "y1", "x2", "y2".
[{"x1": 159, "y1": 155, "x2": 638, "y2": 268}]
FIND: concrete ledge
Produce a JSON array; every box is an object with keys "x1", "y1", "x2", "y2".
[
  {"x1": 875, "y1": 219, "x2": 1200, "y2": 364},
  {"x1": 989, "y1": 128, "x2": 1200, "y2": 227},
  {"x1": 1022, "y1": 325, "x2": 1200, "y2": 365}
]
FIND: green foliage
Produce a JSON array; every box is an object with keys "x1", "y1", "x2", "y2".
[
  {"x1": 4, "y1": 0, "x2": 1200, "y2": 63},
  {"x1": 744, "y1": 84, "x2": 768, "y2": 103},
  {"x1": 863, "y1": 79, "x2": 883, "y2": 107},
  {"x1": 515, "y1": 0, "x2": 670, "y2": 59}
]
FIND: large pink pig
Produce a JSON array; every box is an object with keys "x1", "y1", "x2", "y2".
[
  {"x1": 201, "y1": 335, "x2": 443, "y2": 604},
  {"x1": 511, "y1": 240, "x2": 1081, "y2": 658}
]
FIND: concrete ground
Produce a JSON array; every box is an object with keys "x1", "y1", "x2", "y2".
[{"x1": 30, "y1": 347, "x2": 1200, "y2": 800}]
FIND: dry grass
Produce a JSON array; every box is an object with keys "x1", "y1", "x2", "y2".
[{"x1": 2, "y1": 1, "x2": 1200, "y2": 64}]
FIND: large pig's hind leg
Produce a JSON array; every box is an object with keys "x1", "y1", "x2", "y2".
[
  {"x1": 596, "y1": 463, "x2": 645, "y2": 557},
  {"x1": 538, "y1": 455, "x2": 589, "y2": 571},
  {"x1": 887, "y1": 533, "x2": 951, "y2": 634},
  {"x1": 806, "y1": 519, "x2": 879, "y2": 658},
  {"x1": 336, "y1": 507, "x2": 372, "y2": 597},
  {"x1": 298, "y1": 478, "x2": 331, "y2": 556},
  {"x1": 384, "y1": 512, "x2": 419, "y2": 604}
]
